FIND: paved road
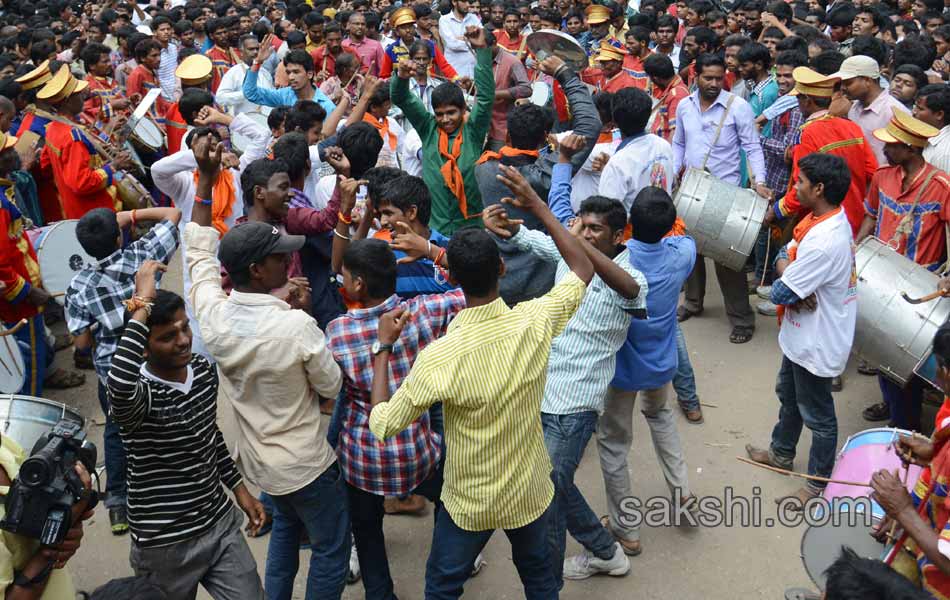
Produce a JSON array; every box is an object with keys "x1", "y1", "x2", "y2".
[{"x1": 42, "y1": 255, "x2": 894, "y2": 599}]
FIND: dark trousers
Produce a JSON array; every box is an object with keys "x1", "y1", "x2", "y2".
[
  {"x1": 424, "y1": 506, "x2": 557, "y2": 600},
  {"x1": 769, "y1": 356, "x2": 838, "y2": 492},
  {"x1": 879, "y1": 375, "x2": 923, "y2": 431},
  {"x1": 683, "y1": 255, "x2": 755, "y2": 330},
  {"x1": 98, "y1": 380, "x2": 128, "y2": 508}
]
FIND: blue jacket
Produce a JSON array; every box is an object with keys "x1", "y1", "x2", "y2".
[{"x1": 242, "y1": 67, "x2": 336, "y2": 115}]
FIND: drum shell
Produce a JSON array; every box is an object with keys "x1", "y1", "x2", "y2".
[
  {"x1": 0, "y1": 327, "x2": 25, "y2": 394},
  {"x1": 0, "y1": 394, "x2": 84, "y2": 452},
  {"x1": 116, "y1": 173, "x2": 151, "y2": 210},
  {"x1": 129, "y1": 116, "x2": 166, "y2": 153},
  {"x1": 673, "y1": 168, "x2": 768, "y2": 272},
  {"x1": 852, "y1": 237, "x2": 950, "y2": 385},
  {"x1": 26, "y1": 221, "x2": 94, "y2": 306}
]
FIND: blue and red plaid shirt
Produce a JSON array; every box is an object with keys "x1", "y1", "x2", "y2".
[{"x1": 326, "y1": 289, "x2": 466, "y2": 496}]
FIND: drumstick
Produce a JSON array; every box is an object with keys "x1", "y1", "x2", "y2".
[
  {"x1": 0, "y1": 319, "x2": 28, "y2": 337},
  {"x1": 885, "y1": 465, "x2": 910, "y2": 547},
  {"x1": 736, "y1": 456, "x2": 871, "y2": 487},
  {"x1": 901, "y1": 289, "x2": 949, "y2": 304}
]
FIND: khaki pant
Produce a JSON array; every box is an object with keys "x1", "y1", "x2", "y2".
[{"x1": 683, "y1": 256, "x2": 755, "y2": 330}]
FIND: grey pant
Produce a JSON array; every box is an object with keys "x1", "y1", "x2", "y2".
[
  {"x1": 129, "y1": 505, "x2": 264, "y2": 600},
  {"x1": 597, "y1": 384, "x2": 690, "y2": 542},
  {"x1": 683, "y1": 255, "x2": 755, "y2": 330}
]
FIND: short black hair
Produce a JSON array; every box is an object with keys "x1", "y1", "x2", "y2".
[
  {"x1": 367, "y1": 84, "x2": 390, "y2": 110},
  {"x1": 629, "y1": 187, "x2": 676, "y2": 243},
  {"x1": 507, "y1": 104, "x2": 553, "y2": 149},
  {"x1": 612, "y1": 87, "x2": 652, "y2": 138},
  {"x1": 775, "y1": 49, "x2": 808, "y2": 69},
  {"x1": 152, "y1": 14, "x2": 173, "y2": 29},
  {"x1": 338, "y1": 122, "x2": 383, "y2": 179},
  {"x1": 283, "y1": 48, "x2": 314, "y2": 72},
  {"x1": 447, "y1": 228, "x2": 502, "y2": 297},
  {"x1": 90, "y1": 576, "x2": 168, "y2": 600},
  {"x1": 578, "y1": 196, "x2": 627, "y2": 234},
  {"x1": 776, "y1": 35, "x2": 808, "y2": 55},
  {"x1": 695, "y1": 52, "x2": 725, "y2": 73},
  {"x1": 431, "y1": 81, "x2": 465, "y2": 111},
  {"x1": 138, "y1": 289, "x2": 186, "y2": 330},
  {"x1": 856, "y1": 4, "x2": 887, "y2": 30},
  {"x1": 134, "y1": 38, "x2": 161, "y2": 61},
  {"x1": 826, "y1": 6, "x2": 855, "y2": 28},
  {"x1": 285, "y1": 105, "x2": 326, "y2": 134},
  {"x1": 894, "y1": 37, "x2": 937, "y2": 72},
  {"x1": 593, "y1": 91, "x2": 614, "y2": 125},
  {"x1": 656, "y1": 13, "x2": 678, "y2": 32},
  {"x1": 364, "y1": 166, "x2": 403, "y2": 204},
  {"x1": 240, "y1": 157, "x2": 290, "y2": 208},
  {"x1": 179, "y1": 88, "x2": 214, "y2": 125},
  {"x1": 797, "y1": 152, "x2": 850, "y2": 205},
  {"x1": 408, "y1": 39, "x2": 432, "y2": 58},
  {"x1": 643, "y1": 53, "x2": 675, "y2": 80},
  {"x1": 174, "y1": 19, "x2": 193, "y2": 35},
  {"x1": 76, "y1": 207, "x2": 120, "y2": 259},
  {"x1": 919, "y1": 83, "x2": 950, "y2": 127},
  {"x1": 286, "y1": 30, "x2": 307, "y2": 48},
  {"x1": 810, "y1": 49, "x2": 845, "y2": 75},
  {"x1": 686, "y1": 25, "x2": 717, "y2": 49},
  {"x1": 723, "y1": 33, "x2": 752, "y2": 49},
  {"x1": 893, "y1": 64, "x2": 928, "y2": 93},
  {"x1": 824, "y1": 546, "x2": 933, "y2": 600},
  {"x1": 850, "y1": 35, "x2": 887, "y2": 68},
  {"x1": 761, "y1": 26, "x2": 785, "y2": 40},
  {"x1": 378, "y1": 175, "x2": 431, "y2": 225},
  {"x1": 268, "y1": 106, "x2": 289, "y2": 132},
  {"x1": 271, "y1": 132, "x2": 310, "y2": 182},
  {"x1": 737, "y1": 41, "x2": 772, "y2": 70},
  {"x1": 342, "y1": 239, "x2": 397, "y2": 298}
]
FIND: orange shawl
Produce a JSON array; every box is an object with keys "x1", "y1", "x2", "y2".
[
  {"x1": 363, "y1": 113, "x2": 397, "y2": 150},
  {"x1": 475, "y1": 146, "x2": 540, "y2": 165},
  {"x1": 439, "y1": 127, "x2": 472, "y2": 218},
  {"x1": 776, "y1": 207, "x2": 842, "y2": 324},
  {"x1": 596, "y1": 130, "x2": 614, "y2": 144},
  {"x1": 192, "y1": 169, "x2": 237, "y2": 236}
]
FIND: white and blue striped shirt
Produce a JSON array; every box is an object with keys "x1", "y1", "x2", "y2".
[
  {"x1": 158, "y1": 41, "x2": 179, "y2": 100},
  {"x1": 510, "y1": 227, "x2": 648, "y2": 416}
]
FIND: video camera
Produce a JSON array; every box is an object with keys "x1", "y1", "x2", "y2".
[{"x1": 0, "y1": 419, "x2": 98, "y2": 545}]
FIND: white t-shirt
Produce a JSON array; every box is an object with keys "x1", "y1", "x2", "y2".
[
  {"x1": 778, "y1": 208, "x2": 857, "y2": 377},
  {"x1": 557, "y1": 129, "x2": 619, "y2": 212},
  {"x1": 598, "y1": 133, "x2": 675, "y2": 213}
]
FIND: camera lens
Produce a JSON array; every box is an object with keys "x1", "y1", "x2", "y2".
[{"x1": 19, "y1": 457, "x2": 51, "y2": 488}]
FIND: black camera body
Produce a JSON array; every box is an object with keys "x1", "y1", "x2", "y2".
[{"x1": 0, "y1": 420, "x2": 97, "y2": 545}]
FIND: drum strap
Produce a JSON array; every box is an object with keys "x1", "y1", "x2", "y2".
[
  {"x1": 700, "y1": 95, "x2": 736, "y2": 173},
  {"x1": 889, "y1": 167, "x2": 938, "y2": 250}
]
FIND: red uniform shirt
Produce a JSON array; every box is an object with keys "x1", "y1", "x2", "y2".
[
  {"x1": 581, "y1": 68, "x2": 640, "y2": 93},
  {"x1": 495, "y1": 30, "x2": 528, "y2": 60},
  {"x1": 0, "y1": 181, "x2": 41, "y2": 324},
  {"x1": 649, "y1": 75, "x2": 689, "y2": 142},
  {"x1": 206, "y1": 45, "x2": 239, "y2": 93},
  {"x1": 126, "y1": 65, "x2": 170, "y2": 122},
  {"x1": 41, "y1": 121, "x2": 119, "y2": 220},
  {"x1": 82, "y1": 75, "x2": 123, "y2": 130},
  {"x1": 16, "y1": 111, "x2": 63, "y2": 224},
  {"x1": 310, "y1": 46, "x2": 361, "y2": 79},
  {"x1": 622, "y1": 53, "x2": 651, "y2": 89},
  {"x1": 378, "y1": 38, "x2": 458, "y2": 80},
  {"x1": 164, "y1": 102, "x2": 188, "y2": 155}
]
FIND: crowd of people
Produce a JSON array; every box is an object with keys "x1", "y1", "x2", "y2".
[{"x1": 3, "y1": 0, "x2": 950, "y2": 596}]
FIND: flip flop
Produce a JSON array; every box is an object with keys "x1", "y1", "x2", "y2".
[
  {"x1": 729, "y1": 327, "x2": 754, "y2": 344},
  {"x1": 677, "y1": 306, "x2": 702, "y2": 322},
  {"x1": 43, "y1": 368, "x2": 85, "y2": 389}
]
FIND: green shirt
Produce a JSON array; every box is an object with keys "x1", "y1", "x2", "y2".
[{"x1": 391, "y1": 47, "x2": 495, "y2": 235}]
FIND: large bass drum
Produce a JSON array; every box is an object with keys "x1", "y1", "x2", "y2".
[
  {"x1": 852, "y1": 237, "x2": 950, "y2": 385},
  {"x1": 25, "y1": 220, "x2": 94, "y2": 306},
  {"x1": 673, "y1": 168, "x2": 768, "y2": 272}
]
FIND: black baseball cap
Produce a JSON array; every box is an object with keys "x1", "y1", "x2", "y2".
[{"x1": 218, "y1": 222, "x2": 304, "y2": 274}]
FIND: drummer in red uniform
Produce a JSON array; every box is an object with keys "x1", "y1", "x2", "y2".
[
  {"x1": 856, "y1": 110, "x2": 950, "y2": 433},
  {"x1": 37, "y1": 66, "x2": 134, "y2": 220},
  {"x1": 581, "y1": 40, "x2": 640, "y2": 94},
  {"x1": 126, "y1": 39, "x2": 171, "y2": 125},
  {"x1": 14, "y1": 60, "x2": 62, "y2": 225},
  {"x1": 164, "y1": 54, "x2": 213, "y2": 155},
  {"x1": 81, "y1": 42, "x2": 130, "y2": 136},
  {"x1": 0, "y1": 132, "x2": 84, "y2": 394}
]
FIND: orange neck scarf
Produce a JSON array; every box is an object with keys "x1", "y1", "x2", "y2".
[
  {"x1": 438, "y1": 127, "x2": 471, "y2": 218},
  {"x1": 776, "y1": 207, "x2": 842, "y2": 324},
  {"x1": 192, "y1": 169, "x2": 237, "y2": 236},
  {"x1": 597, "y1": 130, "x2": 614, "y2": 144},
  {"x1": 476, "y1": 145, "x2": 540, "y2": 165},
  {"x1": 363, "y1": 113, "x2": 397, "y2": 150}
]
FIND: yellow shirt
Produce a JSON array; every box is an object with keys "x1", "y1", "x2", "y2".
[
  {"x1": 0, "y1": 436, "x2": 75, "y2": 599},
  {"x1": 370, "y1": 272, "x2": 587, "y2": 531}
]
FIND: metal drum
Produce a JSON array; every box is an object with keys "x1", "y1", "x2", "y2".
[
  {"x1": 0, "y1": 324, "x2": 25, "y2": 394},
  {"x1": 673, "y1": 168, "x2": 768, "y2": 272},
  {"x1": 852, "y1": 236, "x2": 950, "y2": 386},
  {"x1": 800, "y1": 427, "x2": 921, "y2": 589},
  {"x1": 0, "y1": 395, "x2": 84, "y2": 452},
  {"x1": 129, "y1": 115, "x2": 166, "y2": 154},
  {"x1": 26, "y1": 220, "x2": 93, "y2": 306},
  {"x1": 231, "y1": 112, "x2": 270, "y2": 155}
]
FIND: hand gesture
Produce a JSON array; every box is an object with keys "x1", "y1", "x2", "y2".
[
  {"x1": 755, "y1": 182, "x2": 773, "y2": 200},
  {"x1": 791, "y1": 292, "x2": 817, "y2": 313},
  {"x1": 496, "y1": 164, "x2": 542, "y2": 211},
  {"x1": 194, "y1": 105, "x2": 230, "y2": 127},
  {"x1": 110, "y1": 96, "x2": 131, "y2": 110},
  {"x1": 558, "y1": 133, "x2": 586, "y2": 162},
  {"x1": 457, "y1": 76, "x2": 473, "y2": 90},
  {"x1": 363, "y1": 74, "x2": 381, "y2": 95},
  {"x1": 112, "y1": 150, "x2": 135, "y2": 172},
  {"x1": 193, "y1": 135, "x2": 224, "y2": 177},
  {"x1": 591, "y1": 152, "x2": 610, "y2": 173},
  {"x1": 870, "y1": 468, "x2": 914, "y2": 517},
  {"x1": 256, "y1": 34, "x2": 276, "y2": 64},
  {"x1": 325, "y1": 146, "x2": 351, "y2": 177},
  {"x1": 482, "y1": 204, "x2": 524, "y2": 238},
  {"x1": 235, "y1": 486, "x2": 267, "y2": 537},
  {"x1": 19, "y1": 140, "x2": 41, "y2": 172},
  {"x1": 128, "y1": 93, "x2": 142, "y2": 106},
  {"x1": 221, "y1": 151, "x2": 240, "y2": 170},
  {"x1": 396, "y1": 57, "x2": 416, "y2": 79},
  {"x1": 464, "y1": 25, "x2": 487, "y2": 49},
  {"x1": 390, "y1": 221, "x2": 431, "y2": 264},
  {"x1": 538, "y1": 54, "x2": 566, "y2": 76},
  {"x1": 315, "y1": 69, "x2": 329, "y2": 83},
  {"x1": 378, "y1": 307, "x2": 411, "y2": 345},
  {"x1": 338, "y1": 176, "x2": 366, "y2": 214},
  {"x1": 134, "y1": 260, "x2": 167, "y2": 300},
  {"x1": 287, "y1": 276, "x2": 312, "y2": 312},
  {"x1": 939, "y1": 276, "x2": 950, "y2": 296},
  {"x1": 895, "y1": 434, "x2": 934, "y2": 467}
]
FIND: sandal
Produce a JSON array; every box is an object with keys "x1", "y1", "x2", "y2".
[
  {"x1": 676, "y1": 306, "x2": 702, "y2": 322},
  {"x1": 599, "y1": 515, "x2": 642, "y2": 556},
  {"x1": 44, "y1": 368, "x2": 85, "y2": 389},
  {"x1": 862, "y1": 402, "x2": 889, "y2": 422},
  {"x1": 729, "y1": 327, "x2": 754, "y2": 344}
]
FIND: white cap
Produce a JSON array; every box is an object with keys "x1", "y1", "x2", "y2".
[{"x1": 830, "y1": 55, "x2": 880, "y2": 81}]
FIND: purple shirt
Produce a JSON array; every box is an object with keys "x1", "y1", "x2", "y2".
[
  {"x1": 849, "y1": 89, "x2": 905, "y2": 167},
  {"x1": 342, "y1": 37, "x2": 386, "y2": 77}
]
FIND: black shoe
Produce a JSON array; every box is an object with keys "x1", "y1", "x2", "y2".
[
  {"x1": 109, "y1": 506, "x2": 129, "y2": 536},
  {"x1": 862, "y1": 402, "x2": 890, "y2": 422}
]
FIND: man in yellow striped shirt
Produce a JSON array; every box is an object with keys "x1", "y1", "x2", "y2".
[{"x1": 368, "y1": 165, "x2": 594, "y2": 599}]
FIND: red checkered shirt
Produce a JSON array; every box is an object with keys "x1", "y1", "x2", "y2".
[{"x1": 326, "y1": 290, "x2": 466, "y2": 496}]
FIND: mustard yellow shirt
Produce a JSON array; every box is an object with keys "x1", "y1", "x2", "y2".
[
  {"x1": 0, "y1": 436, "x2": 76, "y2": 599},
  {"x1": 370, "y1": 272, "x2": 587, "y2": 531}
]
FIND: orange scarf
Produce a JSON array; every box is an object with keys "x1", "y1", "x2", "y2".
[
  {"x1": 192, "y1": 169, "x2": 237, "y2": 237},
  {"x1": 776, "y1": 207, "x2": 841, "y2": 324},
  {"x1": 597, "y1": 130, "x2": 614, "y2": 144},
  {"x1": 363, "y1": 113, "x2": 397, "y2": 150},
  {"x1": 475, "y1": 146, "x2": 540, "y2": 165},
  {"x1": 438, "y1": 127, "x2": 472, "y2": 218}
]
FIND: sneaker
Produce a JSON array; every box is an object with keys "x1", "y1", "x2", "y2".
[
  {"x1": 756, "y1": 285, "x2": 772, "y2": 300},
  {"x1": 471, "y1": 552, "x2": 486, "y2": 576},
  {"x1": 346, "y1": 541, "x2": 361, "y2": 584},
  {"x1": 109, "y1": 506, "x2": 129, "y2": 536},
  {"x1": 756, "y1": 300, "x2": 778, "y2": 316},
  {"x1": 563, "y1": 543, "x2": 630, "y2": 580}
]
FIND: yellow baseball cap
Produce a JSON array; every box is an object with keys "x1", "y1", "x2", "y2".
[
  {"x1": 391, "y1": 6, "x2": 416, "y2": 27},
  {"x1": 15, "y1": 60, "x2": 52, "y2": 91},
  {"x1": 586, "y1": 4, "x2": 611, "y2": 24},
  {"x1": 35, "y1": 65, "x2": 88, "y2": 104},
  {"x1": 176, "y1": 54, "x2": 213, "y2": 87},
  {"x1": 873, "y1": 109, "x2": 940, "y2": 148},
  {"x1": 788, "y1": 66, "x2": 839, "y2": 98}
]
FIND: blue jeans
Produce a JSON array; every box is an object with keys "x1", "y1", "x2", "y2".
[
  {"x1": 672, "y1": 324, "x2": 699, "y2": 411},
  {"x1": 425, "y1": 506, "x2": 557, "y2": 600},
  {"x1": 541, "y1": 411, "x2": 615, "y2": 590},
  {"x1": 97, "y1": 380, "x2": 128, "y2": 509},
  {"x1": 879, "y1": 375, "x2": 923, "y2": 431},
  {"x1": 265, "y1": 463, "x2": 351, "y2": 600},
  {"x1": 769, "y1": 356, "x2": 838, "y2": 492}
]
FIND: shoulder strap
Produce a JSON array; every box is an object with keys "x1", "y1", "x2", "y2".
[
  {"x1": 889, "y1": 166, "x2": 940, "y2": 248},
  {"x1": 700, "y1": 94, "x2": 736, "y2": 172}
]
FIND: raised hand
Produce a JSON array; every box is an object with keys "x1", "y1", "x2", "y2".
[
  {"x1": 194, "y1": 135, "x2": 224, "y2": 177},
  {"x1": 496, "y1": 164, "x2": 542, "y2": 210},
  {"x1": 390, "y1": 221, "x2": 432, "y2": 264},
  {"x1": 134, "y1": 260, "x2": 167, "y2": 299},
  {"x1": 338, "y1": 177, "x2": 366, "y2": 214},
  {"x1": 538, "y1": 55, "x2": 566, "y2": 76},
  {"x1": 256, "y1": 34, "x2": 276, "y2": 64},
  {"x1": 482, "y1": 204, "x2": 524, "y2": 238},
  {"x1": 464, "y1": 25, "x2": 487, "y2": 49},
  {"x1": 378, "y1": 307, "x2": 411, "y2": 345},
  {"x1": 396, "y1": 57, "x2": 416, "y2": 79},
  {"x1": 325, "y1": 146, "x2": 350, "y2": 177},
  {"x1": 194, "y1": 105, "x2": 231, "y2": 127},
  {"x1": 591, "y1": 152, "x2": 610, "y2": 173},
  {"x1": 558, "y1": 133, "x2": 587, "y2": 162}
]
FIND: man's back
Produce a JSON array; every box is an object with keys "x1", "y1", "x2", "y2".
[{"x1": 599, "y1": 133, "x2": 675, "y2": 213}]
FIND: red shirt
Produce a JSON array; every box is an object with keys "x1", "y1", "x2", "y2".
[
  {"x1": 125, "y1": 65, "x2": 170, "y2": 121},
  {"x1": 40, "y1": 121, "x2": 119, "y2": 220},
  {"x1": 0, "y1": 181, "x2": 41, "y2": 323},
  {"x1": 378, "y1": 38, "x2": 458, "y2": 80},
  {"x1": 495, "y1": 30, "x2": 528, "y2": 60},
  {"x1": 164, "y1": 102, "x2": 187, "y2": 155},
  {"x1": 207, "y1": 45, "x2": 239, "y2": 93},
  {"x1": 581, "y1": 68, "x2": 640, "y2": 93},
  {"x1": 650, "y1": 75, "x2": 689, "y2": 142},
  {"x1": 82, "y1": 75, "x2": 123, "y2": 130},
  {"x1": 623, "y1": 52, "x2": 652, "y2": 88},
  {"x1": 310, "y1": 46, "x2": 361, "y2": 78},
  {"x1": 16, "y1": 111, "x2": 63, "y2": 224}
]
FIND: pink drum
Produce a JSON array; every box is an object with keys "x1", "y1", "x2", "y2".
[{"x1": 800, "y1": 427, "x2": 922, "y2": 589}]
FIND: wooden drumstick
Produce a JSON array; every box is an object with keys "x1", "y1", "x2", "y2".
[
  {"x1": 735, "y1": 456, "x2": 870, "y2": 487},
  {"x1": 885, "y1": 465, "x2": 911, "y2": 547},
  {"x1": 0, "y1": 319, "x2": 28, "y2": 337}
]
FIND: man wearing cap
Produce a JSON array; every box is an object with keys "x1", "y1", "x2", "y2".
[
  {"x1": 14, "y1": 60, "x2": 64, "y2": 224},
  {"x1": 184, "y1": 146, "x2": 350, "y2": 599},
  {"x1": 771, "y1": 66, "x2": 877, "y2": 235},
  {"x1": 835, "y1": 54, "x2": 906, "y2": 166},
  {"x1": 38, "y1": 66, "x2": 135, "y2": 220},
  {"x1": 855, "y1": 110, "x2": 950, "y2": 431},
  {"x1": 164, "y1": 54, "x2": 213, "y2": 154},
  {"x1": 379, "y1": 6, "x2": 461, "y2": 83},
  {"x1": 584, "y1": 4, "x2": 612, "y2": 56},
  {"x1": 438, "y1": 0, "x2": 482, "y2": 78},
  {"x1": 581, "y1": 39, "x2": 639, "y2": 93},
  {"x1": 674, "y1": 53, "x2": 766, "y2": 344}
]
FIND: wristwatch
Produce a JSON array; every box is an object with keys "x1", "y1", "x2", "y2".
[{"x1": 371, "y1": 341, "x2": 394, "y2": 355}]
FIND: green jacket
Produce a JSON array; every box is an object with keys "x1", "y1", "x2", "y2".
[{"x1": 391, "y1": 47, "x2": 495, "y2": 235}]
